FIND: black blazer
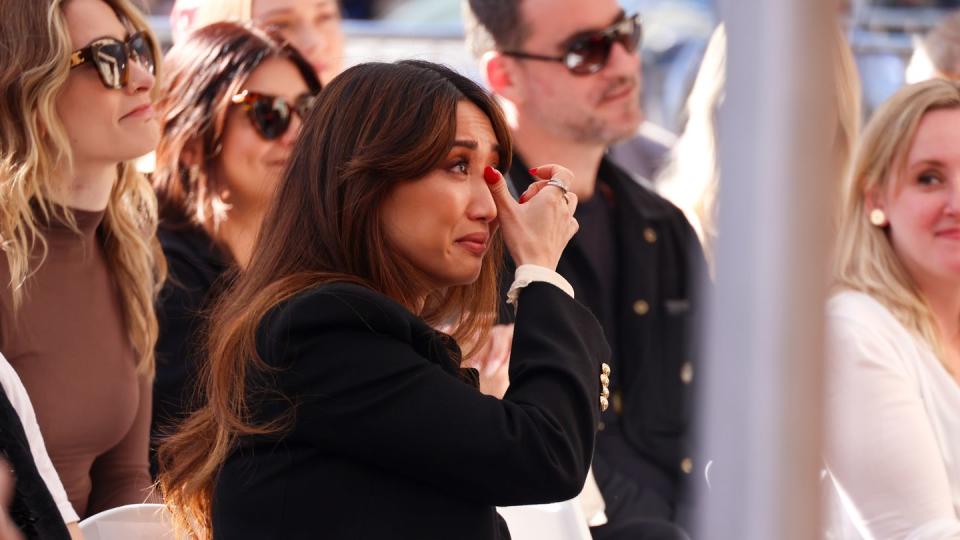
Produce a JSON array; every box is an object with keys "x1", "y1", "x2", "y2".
[
  {"x1": 212, "y1": 281, "x2": 608, "y2": 540},
  {"x1": 151, "y1": 225, "x2": 231, "y2": 477},
  {"x1": 507, "y1": 154, "x2": 705, "y2": 509}
]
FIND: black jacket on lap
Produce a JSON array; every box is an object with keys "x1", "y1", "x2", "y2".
[
  {"x1": 212, "y1": 281, "x2": 608, "y2": 540},
  {"x1": 0, "y1": 388, "x2": 70, "y2": 540}
]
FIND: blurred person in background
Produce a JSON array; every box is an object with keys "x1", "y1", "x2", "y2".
[
  {"x1": 654, "y1": 23, "x2": 861, "y2": 267},
  {"x1": 906, "y1": 10, "x2": 960, "y2": 83},
  {"x1": 825, "y1": 78, "x2": 960, "y2": 539},
  {"x1": 465, "y1": 0, "x2": 704, "y2": 538},
  {"x1": 0, "y1": 0, "x2": 165, "y2": 519},
  {"x1": 651, "y1": 24, "x2": 725, "y2": 265},
  {"x1": 149, "y1": 22, "x2": 321, "y2": 476},
  {"x1": 158, "y1": 59, "x2": 606, "y2": 539},
  {"x1": 170, "y1": 0, "x2": 344, "y2": 84}
]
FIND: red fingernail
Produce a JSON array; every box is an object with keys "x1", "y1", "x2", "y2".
[
  {"x1": 529, "y1": 168, "x2": 538, "y2": 175},
  {"x1": 519, "y1": 192, "x2": 528, "y2": 204},
  {"x1": 484, "y1": 166, "x2": 499, "y2": 185}
]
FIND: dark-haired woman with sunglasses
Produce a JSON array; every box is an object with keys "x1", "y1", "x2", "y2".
[
  {"x1": 0, "y1": 0, "x2": 166, "y2": 525},
  {"x1": 149, "y1": 22, "x2": 321, "y2": 476}
]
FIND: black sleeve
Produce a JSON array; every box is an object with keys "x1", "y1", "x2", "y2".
[
  {"x1": 153, "y1": 252, "x2": 212, "y2": 415},
  {"x1": 265, "y1": 282, "x2": 608, "y2": 507},
  {"x1": 150, "y1": 252, "x2": 224, "y2": 476}
]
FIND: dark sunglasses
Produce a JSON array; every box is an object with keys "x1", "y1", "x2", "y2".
[
  {"x1": 230, "y1": 90, "x2": 317, "y2": 140},
  {"x1": 69, "y1": 31, "x2": 156, "y2": 89},
  {"x1": 502, "y1": 14, "x2": 642, "y2": 76}
]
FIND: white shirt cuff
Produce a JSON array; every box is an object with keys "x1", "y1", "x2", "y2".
[
  {"x1": 580, "y1": 466, "x2": 608, "y2": 527},
  {"x1": 506, "y1": 264, "x2": 574, "y2": 307}
]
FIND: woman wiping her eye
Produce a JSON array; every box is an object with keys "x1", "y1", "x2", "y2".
[
  {"x1": 148, "y1": 21, "x2": 321, "y2": 478},
  {"x1": 0, "y1": 0, "x2": 165, "y2": 526},
  {"x1": 158, "y1": 60, "x2": 609, "y2": 540}
]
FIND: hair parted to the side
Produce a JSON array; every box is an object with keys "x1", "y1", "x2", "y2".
[
  {"x1": 0, "y1": 0, "x2": 166, "y2": 376},
  {"x1": 834, "y1": 78, "x2": 960, "y2": 366},
  {"x1": 152, "y1": 21, "x2": 321, "y2": 233},
  {"x1": 462, "y1": 0, "x2": 529, "y2": 59},
  {"x1": 158, "y1": 60, "x2": 512, "y2": 537}
]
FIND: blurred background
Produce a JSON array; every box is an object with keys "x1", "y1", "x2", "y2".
[{"x1": 140, "y1": 0, "x2": 960, "y2": 133}]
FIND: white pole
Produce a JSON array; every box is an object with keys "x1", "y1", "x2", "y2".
[{"x1": 693, "y1": 0, "x2": 837, "y2": 538}]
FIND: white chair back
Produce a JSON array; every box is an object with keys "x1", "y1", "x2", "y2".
[
  {"x1": 498, "y1": 499, "x2": 592, "y2": 540},
  {"x1": 80, "y1": 503, "x2": 175, "y2": 540}
]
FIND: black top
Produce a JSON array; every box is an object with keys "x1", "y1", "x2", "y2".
[
  {"x1": 212, "y1": 281, "x2": 608, "y2": 540},
  {"x1": 0, "y1": 387, "x2": 70, "y2": 540},
  {"x1": 151, "y1": 225, "x2": 231, "y2": 476},
  {"x1": 506, "y1": 154, "x2": 705, "y2": 516},
  {"x1": 572, "y1": 184, "x2": 620, "y2": 373}
]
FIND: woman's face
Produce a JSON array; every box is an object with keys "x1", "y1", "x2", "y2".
[
  {"x1": 213, "y1": 57, "x2": 310, "y2": 215},
  {"x1": 253, "y1": 0, "x2": 344, "y2": 85},
  {"x1": 57, "y1": 0, "x2": 159, "y2": 169},
  {"x1": 879, "y1": 107, "x2": 960, "y2": 289},
  {"x1": 381, "y1": 101, "x2": 501, "y2": 292}
]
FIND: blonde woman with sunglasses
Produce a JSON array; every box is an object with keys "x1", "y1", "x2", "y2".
[{"x1": 0, "y1": 0, "x2": 165, "y2": 521}]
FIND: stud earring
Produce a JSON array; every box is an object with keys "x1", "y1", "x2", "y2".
[{"x1": 869, "y1": 208, "x2": 887, "y2": 227}]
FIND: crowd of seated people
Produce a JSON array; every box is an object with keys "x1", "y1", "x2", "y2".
[{"x1": 0, "y1": 0, "x2": 959, "y2": 538}]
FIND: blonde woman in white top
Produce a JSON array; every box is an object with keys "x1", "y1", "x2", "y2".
[{"x1": 826, "y1": 79, "x2": 960, "y2": 539}]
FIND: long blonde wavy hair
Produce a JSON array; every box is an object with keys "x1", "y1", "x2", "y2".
[
  {"x1": 0, "y1": 0, "x2": 166, "y2": 375},
  {"x1": 834, "y1": 79, "x2": 960, "y2": 364}
]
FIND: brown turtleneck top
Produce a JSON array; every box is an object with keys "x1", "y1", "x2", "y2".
[{"x1": 0, "y1": 208, "x2": 152, "y2": 518}]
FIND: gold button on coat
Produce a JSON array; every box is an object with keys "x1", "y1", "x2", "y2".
[
  {"x1": 633, "y1": 300, "x2": 649, "y2": 316},
  {"x1": 643, "y1": 227, "x2": 657, "y2": 243},
  {"x1": 681, "y1": 457, "x2": 693, "y2": 474},
  {"x1": 680, "y1": 362, "x2": 694, "y2": 385}
]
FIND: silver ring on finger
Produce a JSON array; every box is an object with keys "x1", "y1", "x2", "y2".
[{"x1": 545, "y1": 178, "x2": 569, "y2": 195}]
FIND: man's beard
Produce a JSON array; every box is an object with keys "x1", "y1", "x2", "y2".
[{"x1": 563, "y1": 76, "x2": 643, "y2": 145}]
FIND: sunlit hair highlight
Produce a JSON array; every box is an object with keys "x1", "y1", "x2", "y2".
[{"x1": 656, "y1": 23, "x2": 860, "y2": 271}]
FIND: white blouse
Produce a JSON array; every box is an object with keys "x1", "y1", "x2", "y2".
[
  {"x1": 0, "y1": 353, "x2": 79, "y2": 525},
  {"x1": 824, "y1": 291, "x2": 960, "y2": 539}
]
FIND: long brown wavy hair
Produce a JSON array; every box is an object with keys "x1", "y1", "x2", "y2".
[
  {"x1": 152, "y1": 22, "x2": 321, "y2": 233},
  {"x1": 158, "y1": 60, "x2": 513, "y2": 537},
  {"x1": 0, "y1": 0, "x2": 166, "y2": 375}
]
